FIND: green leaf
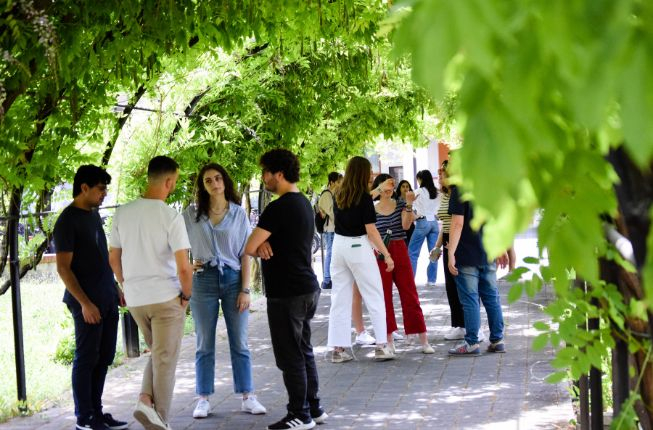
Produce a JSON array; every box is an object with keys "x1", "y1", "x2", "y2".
[
  {"x1": 545, "y1": 371, "x2": 568, "y2": 384},
  {"x1": 523, "y1": 256, "x2": 539, "y2": 264},
  {"x1": 532, "y1": 333, "x2": 549, "y2": 351},
  {"x1": 533, "y1": 321, "x2": 550, "y2": 331},
  {"x1": 507, "y1": 283, "x2": 524, "y2": 303}
]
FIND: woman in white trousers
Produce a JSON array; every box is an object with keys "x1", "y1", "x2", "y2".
[{"x1": 327, "y1": 156, "x2": 395, "y2": 362}]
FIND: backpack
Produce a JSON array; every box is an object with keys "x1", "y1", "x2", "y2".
[{"x1": 314, "y1": 190, "x2": 332, "y2": 234}]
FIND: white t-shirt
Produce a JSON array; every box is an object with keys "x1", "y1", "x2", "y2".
[
  {"x1": 109, "y1": 198, "x2": 191, "y2": 307},
  {"x1": 412, "y1": 188, "x2": 441, "y2": 221}
]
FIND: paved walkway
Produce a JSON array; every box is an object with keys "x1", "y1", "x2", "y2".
[{"x1": 2, "y1": 234, "x2": 574, "y2": 429}]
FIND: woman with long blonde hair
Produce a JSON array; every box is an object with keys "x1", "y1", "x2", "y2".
[{"x1": 327, "y1": 156, "x2": 395, "y2": 362}]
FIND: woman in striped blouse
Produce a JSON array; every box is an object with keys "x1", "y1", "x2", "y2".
[
  {"x1": 372, "y1": 174, "x2": 434, "y2": 354},
  {"x1": 182, "y1": 163, "x2": 266, "y2": 419},
  {"x1": 430, "y1": 160, "x2": 466, "y2": 341}
]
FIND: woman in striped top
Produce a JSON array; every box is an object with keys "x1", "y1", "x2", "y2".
[
  {"x1": 182, "y1": 163, "x2": 266, "y2": 418},
  {"x1": 430, "y1": 160, "x2": 466, "y2": 340},
  {"x1": 372, "y1": 174, "x2": 434, "y2": 354}
]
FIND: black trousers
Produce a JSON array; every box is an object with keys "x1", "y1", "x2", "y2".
[
  {"x1": 267, "y1": 290, "x2": 321, "y2": 420},
  {"x1": 68, "y1": 304, "x2": 119, "y2": 419},
  {"x1": 443, "y1": 233, "x2": 465, "y2": 328}
]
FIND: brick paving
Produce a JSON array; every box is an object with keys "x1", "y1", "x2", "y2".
[{"x1": 1, "y1": 235, "x2": 574, "y2": 429}]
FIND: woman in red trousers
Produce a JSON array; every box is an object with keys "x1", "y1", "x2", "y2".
[{"x1": 372, "y1": 173, "x2": 434, "y2": 354}]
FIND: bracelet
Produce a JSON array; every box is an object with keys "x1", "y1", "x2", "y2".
[
  {"x1": 179, "y1": 292, "x2": 192, "y2": 301},
  {"x1": 240, "y1": 288, "x2": 251, "y2": 294}
]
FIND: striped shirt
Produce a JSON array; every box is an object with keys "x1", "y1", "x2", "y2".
[
  {"x1": 437, "y1": 192, "x2": 451, "y2": 233},
  {"x1": 182, "y1": 203, "x2": 251, "y2": 273},
  {"x1": 374, "y1": 200, "x2": 407, "y2": 241}
]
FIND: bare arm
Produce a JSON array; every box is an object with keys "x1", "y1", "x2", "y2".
[
  {"x1": 237, "y1": 254, "x2": 252, "y2": 312},
  {"x1": 108, "y1": 247, "x2": 124, "y2": 284},
  {"x1": 447, "y1": 215, "x2": 464, "y2": 276},
  {"x1": 365, "y1": 223, "x2": 394, "y2": 272},
  {"x1": 174, "y1": 249, "x2": 193, "y2": 299},
  {"x1": 245, "y1": 227, "x2": 272, "y2": 258},
  {"x1": 401, "y1": 207, "x2": 413, "y2": 230},
  {"x1": 435, "y1": 228, "x2": 443, "y2": 249},
  {"x1": 57, "y1": 252, "x2": 101, "y2": 324}
]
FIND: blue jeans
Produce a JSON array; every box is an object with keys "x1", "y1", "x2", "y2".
[
  {"x1": 322, "y1": 232, "x2": 335, "y2": 284},
  {"x1": 454, "y1": 263, "x2": 504, "y2": 345},
  {"x1": 408, "y1": 219, "x2": 439, "y2": 283},
  {"x1": 191, "y1": 266, "x2": 253, "y2": 395}
]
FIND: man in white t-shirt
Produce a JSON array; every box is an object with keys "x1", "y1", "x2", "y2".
[{"x1": 108, "y1": 156, "x2": 192, "y2": 430}]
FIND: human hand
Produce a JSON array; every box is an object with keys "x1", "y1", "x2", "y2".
[
  {"x1": 497, "y1": 252, "x2": 509, "y2": 269},
  {"x1": 192, "y1": 260, "x2": 205, "y2": 272},
  {"x1": 237, "y1": 291, "x2": 251, "y2": 313},
  {"x1": 380, "y1": 178, "x2": 395, "y2": 193},
  {"x1": 448, "y1": 250, "x2": 458, "y2": 276},
  {"x1": 82, "y1": 302, "x2": 101, "y2": 324},
  {"x1": 256, "y1": 241, "x2": 274, "y2": 260},
  {"x1": 405, "y1": 191, "x2": 416, "y2": 204},
  {"x1": 429, "y1": 247, "x2": 442, "y2": 262},
  {"x1": 384, "y1": 255, "x2": 394, "y2": 272}
]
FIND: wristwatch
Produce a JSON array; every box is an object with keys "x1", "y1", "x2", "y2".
[
  {"x1": 240, "y1": 288, "x2": 251, "y2": 294},
  {"x1": 179, "y1": 292, "x2": 192, "y2": 301}
]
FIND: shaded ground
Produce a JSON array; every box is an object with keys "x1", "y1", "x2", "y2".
[{"x1": 1, "y1": 232, "x2": 574, "y2": 429}]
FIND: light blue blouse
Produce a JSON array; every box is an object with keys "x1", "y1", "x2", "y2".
[{"x1": 182, "y1": 203, "x2": 251, "y2": 273}]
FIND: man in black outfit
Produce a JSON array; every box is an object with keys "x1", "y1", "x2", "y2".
[
  {"x1": 245, "y1": 149, "x2": 325, "y2": 430},
  {"x1": 53, "y1": 165, "x2": 127, "y2": 430}
]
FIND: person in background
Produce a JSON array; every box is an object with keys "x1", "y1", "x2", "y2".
[
  {"x1": 54, "y1": 165, "x2": 127, "y2": 430},
  {"x1": 395, "y1": 179, "x2": 415, "y2": 245},
  {"x1": 317, "y1": 172, "x2": 343, "y2": 289},
  {"x1": 407, "y1": 170, "x2": 440, "y2": 287},
  {"x1": 372, "y1": 174, "x2": 434, "y2": 354},
  {"x1": 182, "y1": 163, "x2": 266, "y2": 419},
  {"x1": 327, "y1": 156, "x2": 395, "y2": 363}
]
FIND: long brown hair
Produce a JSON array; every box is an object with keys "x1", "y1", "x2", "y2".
[
  {"x1": 336, "y1": 156, "x2": 371, "y2": 209},
  {"x1": 195, "y1": 163, "x2": 240, "y2": 222}
]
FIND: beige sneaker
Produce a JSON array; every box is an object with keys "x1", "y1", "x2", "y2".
[
  {"x1": 374, "y1": 345, "x2": 395, "y2": 361},
  {"x1": 331, "y1": 349, "x2": 353, "y2": 363},
  {"x1": 133, "y1": 400, "x2": 167, "y2": 430}
]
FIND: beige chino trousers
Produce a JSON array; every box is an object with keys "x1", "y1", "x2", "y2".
[{"x1": 129, "y1": 297, "x2": 186, "y2": 421}]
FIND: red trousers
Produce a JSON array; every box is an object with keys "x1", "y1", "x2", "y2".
[{"x1": 376, "y1": 240, "x2": 427, "y2": 335}]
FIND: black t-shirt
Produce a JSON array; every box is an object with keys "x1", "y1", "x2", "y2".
[
  {"x1": 53, "y1": 205, "x2": 118, "y2": 311},
  {"x1": 256, "y1": 192, "x2": 319, "y2": 298},
  {"x1": 334, "y1": 193, "x2": 376, "y2": 236},
  {"x1": 448, "y1": 186, "x2": 488, "y2": 267}
]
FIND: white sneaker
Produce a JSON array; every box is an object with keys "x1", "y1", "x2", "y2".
[
  {"x1": 331, "y1": 349, "x2": 353, "y2": 363},
  {"x1": 192, "y1": 398, "x2": 210, "y2": 419},
  {"x1": 355, "y1": 330, "x2": 376, "y2": 345},
  {"x1": 133, "y1": 400, "x2": 167, "y2": 430},
  {"x1": 392, "y1": 331, "x2": 404, "y2": 341},
  {"x1": 444, "y1": 327, "x2": 465, "y2": 340},
  {"x1": 242, "y1": 395, "x2": 267, "y2": 414},
  {"x1": 477, "y1": 328, "x2": 486, "y2": 343}
]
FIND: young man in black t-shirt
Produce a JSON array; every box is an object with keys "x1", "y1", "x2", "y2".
[
  {"x1": 446, "y1": 185, "x2": 507, "y2": 356},
  {"x1": 245, "y1": 149, "x2": 325, "y2": 430},
  {"x1": 53, "y1": 165, "x2": 127, "y2": 430}
]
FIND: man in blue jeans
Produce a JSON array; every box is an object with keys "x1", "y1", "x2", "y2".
[
  {"x1": 317, "y1": 171, "x2": 342, "y2": 289},
  {"x1": 446, "y1": 184, "x2": 507, "y2": 355},
  {"x1": 246, "y1": 149, "x2": 326, "y2": 430}
]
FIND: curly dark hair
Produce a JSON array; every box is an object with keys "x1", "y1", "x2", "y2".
[
  {"x1": 259, "y1": 149, "x2": 300, "y2": 183},
  {"x1": 194, "y1": 163, "x2": 240, "y2": 222},
  {"x1": 72, "y1": 165, "x2": 111, "y2": 197}
]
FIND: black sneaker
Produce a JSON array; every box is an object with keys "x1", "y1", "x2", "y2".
[
  {"x1": 103, "y1": 413, "x2": 128, "y2": 430},
  {"x1": 310, "y1": 407, "x2": 328, "y2": 424},
  {"x1": 76, "y1": 415, "x2": 110, "y2": 430},
  {"x1": 487, "y1": 340, "x2": 506, "y2": 353},
  {"x1": 267, "y1": 413, "x2": 316, "y2": 429},
  {"x1": 321, "y1": 281, "x2": 332, "y2": 290}
]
